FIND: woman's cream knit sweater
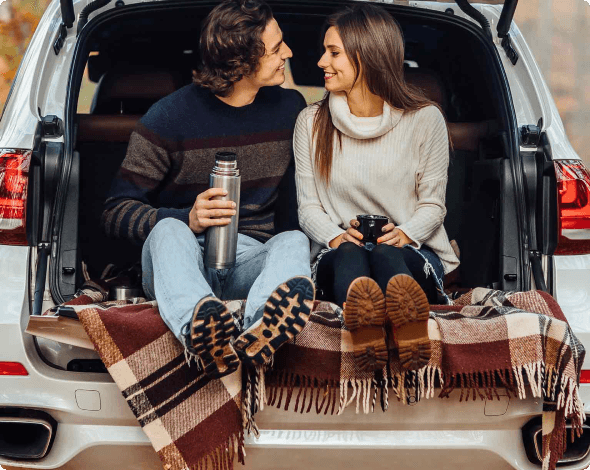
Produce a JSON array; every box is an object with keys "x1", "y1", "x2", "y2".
[{"x1": 293, "y1": 92, "x2": 460, "y2": 274}]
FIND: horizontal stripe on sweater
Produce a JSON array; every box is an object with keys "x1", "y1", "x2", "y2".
[
  {"x1": 103, "y1": 84, "x2": 306, "y2": 243},
  {"x1": 136, "y1": 123, "x2": 294, "y2": 153}
]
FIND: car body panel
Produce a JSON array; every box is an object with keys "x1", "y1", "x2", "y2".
[{"x1": 0, "y1": 246, "x2": 29, "y2": 330}]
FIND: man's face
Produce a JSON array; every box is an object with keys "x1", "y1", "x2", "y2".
[{"x1": 249, "y1": 18, "x2": 293, "y2": 88}]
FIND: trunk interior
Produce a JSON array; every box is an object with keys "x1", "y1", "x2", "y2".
[{"x1": 33, "y1": 0, "x2": 523, "y2": 370}]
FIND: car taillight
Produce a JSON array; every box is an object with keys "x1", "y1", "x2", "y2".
[
  {"x1": 555, "y1": 159, "x2": 590, "y2": 255},
  {"x1": 0, "y1": 362, "x2": 28, "y2": 376},
  {"x1": 0, "y1": 149, "x2": 31, "y2": 246}
]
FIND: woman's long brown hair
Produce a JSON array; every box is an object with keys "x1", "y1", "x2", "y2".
[{"x1": 313, "y1": 3, "x2": 441, "y2": 183}]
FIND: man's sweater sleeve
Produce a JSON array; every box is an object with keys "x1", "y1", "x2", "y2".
[{"x1": 101, "y1": 124, "x2": 191, "y2": 244}]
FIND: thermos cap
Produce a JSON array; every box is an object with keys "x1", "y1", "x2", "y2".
[{"x1": 215, "y1": 151, "x2": 237, "y2": 162}]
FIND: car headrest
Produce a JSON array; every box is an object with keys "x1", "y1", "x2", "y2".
[
  {"x1": 91, "y1": 69, "x2": 185, "y2": 115},
  {"x1": 404, "y1": 68, "x2": 496, "y2": 151},
  {"x1": 404, "y1": 68, "x2": 447, "y2": 112}
]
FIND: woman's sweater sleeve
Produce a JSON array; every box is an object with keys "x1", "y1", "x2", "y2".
[
  {"x1": 293, "y1": 108, "x2": 346, "y2": 247},
  {"x1": 396, "y1": 107, "x2": 449, "y2": 249}
]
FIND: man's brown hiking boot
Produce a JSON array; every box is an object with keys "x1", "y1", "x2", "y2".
[
  {"x1": 188, "y1": 297, "x2": 240, "y2": 379},
  {"x1": 386, "y1": 274, "x2": 431, "y2": 371},
  {"x1": 343, "y1": 277, "x2": 388, "y2": 372},
  {"x1": 234, "y1": 276, "x2": 315, "y2": 366}
]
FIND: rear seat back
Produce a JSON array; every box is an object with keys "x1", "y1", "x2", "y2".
[
  {"x1": 77, "y1": 69, "x2": 185, "y2": 278},
  {"x1": 404, "y1": 68, "x2": 448, "y2": 114},
  {"x1": 405, "y1": 68, "x2": 498, "y2": 288},
  {"x1": 77, "y1": 69, "x2": 184, "y2": 143},
  {"x1": 77, "y1": 114, "x2": 141, "y2": 143},
  {"x1": 91, "y1": 69, "x2": 182, "y2": 115},
  {"x1": 404, "y1": 67, "x2": 490, "y2": 153}
]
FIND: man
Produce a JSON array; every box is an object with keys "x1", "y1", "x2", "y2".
[{"x1": 102, "y1": 0, "x2": 313, "y2": 379}]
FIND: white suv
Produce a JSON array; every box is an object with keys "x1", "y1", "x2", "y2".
[{"x1": 1, "y1": 0, "x2": 590, "y2": 468}]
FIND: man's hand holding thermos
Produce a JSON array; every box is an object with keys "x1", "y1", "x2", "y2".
[{"x1": 189, "y1": 187, "x2": 237, "y2": 234}]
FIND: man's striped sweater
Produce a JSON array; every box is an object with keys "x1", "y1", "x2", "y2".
[{"x1": 102, "y1": 84, "x2": 307, "y2": 244}]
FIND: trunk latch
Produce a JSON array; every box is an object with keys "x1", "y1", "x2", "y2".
[
  {"x1": 520, "y1": 119, "x2": 543, "y2": 147},
  {"x1": 41, "y1": 115, "x2": 64, "y2": 138}
]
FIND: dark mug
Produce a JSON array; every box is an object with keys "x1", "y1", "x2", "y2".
[{"x1": 356, "y1": 214, "x2": 389, "y2": 244}]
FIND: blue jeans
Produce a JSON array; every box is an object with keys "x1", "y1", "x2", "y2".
[{"x1": 141, "y1": 218, "x2": 311, "y2": 340}]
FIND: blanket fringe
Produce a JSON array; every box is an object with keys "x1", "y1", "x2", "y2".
[
  {"x1": 534, "y1": 363, "x2": 584, "y2": 432},
  {"x1": 193, "y1": 432, "x2": 242, "y2": 470},
  {"x1": 439, "y1": 368, "x2": 517, "y2": 401},
  {"x1": 435, "y1": 363, "x2": 585, "y2": 433},
  {"x1": 254, "y1": 365, "x2": 266, "y2": 412},
  {"x1": 388, "y1": 366, "x2": 442, "y2": 404},
  {"x1": 338, "y1": 378, "x2": 374, "y2": 415},
  {"x1": 263, "y1": 363, "x2": 584, "y2": 443},
  {"x1": 182, "y1": 345, "x2": 204, "y2": 372},
  {"x1": 265, "y1": 371, "x2": 340, "y2": 415},
  {"x1": 242, "y1": 366, "x2": 260, "y2": 438},
  {"x1": 542, "y1": 407, "x2": 568, "y2": 470}
]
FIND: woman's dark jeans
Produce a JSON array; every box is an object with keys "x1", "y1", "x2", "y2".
[{"x1": 315, "y1": 242, "x2": 446, "y2": 307}]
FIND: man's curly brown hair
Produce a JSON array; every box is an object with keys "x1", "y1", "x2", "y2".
[{"x1": 193, "y1": 0, "x2": 273, "y2": 97}]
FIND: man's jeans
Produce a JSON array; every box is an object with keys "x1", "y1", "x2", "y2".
[{"x1": 141, "y1": 218, "x2": 311, "y2": 341}]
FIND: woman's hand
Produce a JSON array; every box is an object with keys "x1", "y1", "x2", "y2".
[
  {"x1": 377, "y1": 223, "x2": 412, "y2": 247},
  {"x1": 329, "y1": 219, "x2": 364, "y2": 248}
]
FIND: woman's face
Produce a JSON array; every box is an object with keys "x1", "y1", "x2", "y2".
[{"x1": 318, "y1": 26, "x2": 359, "y2": 94}]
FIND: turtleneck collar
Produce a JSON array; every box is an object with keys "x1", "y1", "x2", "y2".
[{"x1": 329, "y1": 92, "x2": 403, "y2": 140}]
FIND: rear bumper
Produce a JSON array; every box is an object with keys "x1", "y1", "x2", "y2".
[
  {"x1": 0, "y1": 426, "x2": 534, "y2": 470},
  {"x1": 3, "y1": 389, "x2": 589, "y2": 470},
  {"x1": 245, "y1": 429, "x2": 529, "y2": 470}
]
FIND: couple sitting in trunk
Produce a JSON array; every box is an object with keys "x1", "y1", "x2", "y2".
[{"x1": 102, "y1": 0, "x2": 459, "y2": 379}]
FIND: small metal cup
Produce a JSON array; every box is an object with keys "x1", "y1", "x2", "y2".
[{"x1": 108, "y1": 286, "x2": 143, "y2": 301}]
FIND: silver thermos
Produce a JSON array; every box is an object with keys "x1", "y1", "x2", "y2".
[{"x1": 204, "y1": 151, "x2": 241, "y2": 269}]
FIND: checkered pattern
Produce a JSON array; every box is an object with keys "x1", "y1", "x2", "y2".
[
  {"x1": 59, "y1": 284, "x2": 583, "y2": 470},
  {"x1": 265, "y1": 289, "x2": 585, "y2": 470},
  {"x1": 66, "y1": 294, "x2": 244, "y2": 470}
]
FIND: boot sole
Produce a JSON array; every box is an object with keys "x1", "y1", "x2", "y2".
[
  {"x1": 234, "y1": 276, "x2": 315, "y2": 366},
  {"x1": 191, "y1": 298, "x2": 240, "y2": 379},
  {"x1": 343, "y1": 277, "x2": 388, "y2": 372},
  {"x1": 386, "y1": 274, "x2": 431, "y2": 371}
]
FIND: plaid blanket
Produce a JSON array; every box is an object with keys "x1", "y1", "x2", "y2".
[
  {"x1": 56, "y1": 284, "x2": 245, "y2": 470},
  {"x1": 263, "y1": 288, "x2": 585, "y2": 470},
  {"x1": 54, "y1": 284, "x2": 584, "y2": 470}
]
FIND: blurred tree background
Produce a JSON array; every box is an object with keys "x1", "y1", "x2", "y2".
[
  {"x1": 514, "y1": 0, "x2": 590, "y2": 164},
  {"x1": 0, "y1": 0, "x2": 51, "y2": 106},
  {"x1": 0, "y1": 0, "x2": 589, "y2": 162}
]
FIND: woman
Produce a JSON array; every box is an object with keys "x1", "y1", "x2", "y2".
[{"x1": 293, "y1": 3, "x2": 460, "y2": 373}]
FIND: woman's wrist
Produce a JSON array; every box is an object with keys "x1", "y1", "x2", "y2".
[{"x1": 329, "y1": 234, "x2": 343, "y2": 248}]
